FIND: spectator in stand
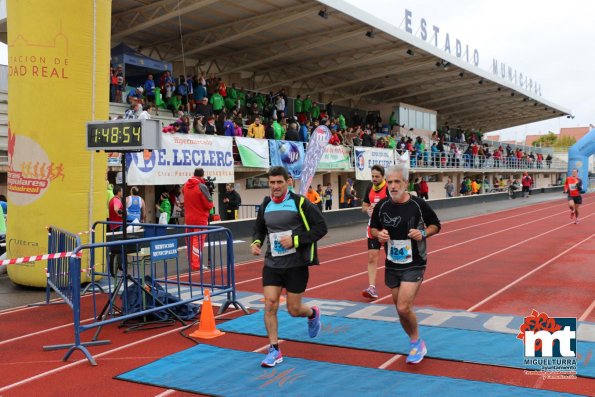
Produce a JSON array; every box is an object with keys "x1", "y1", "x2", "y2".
[
  {"x1": 115, "y1": 65, "x2": 125, "y2": 103},
  {"x1": 178, "y1": 115, "x2": 190, "y2": 134},
  {"x1": 210, "y1": 90, "x2": 225, "y2": 115},
  {"x1": 217, "y1": 79, "x2": 227, "y2": 97},
  {"x1": 232, "y1": 118, "x2": 243, "y2": 137},
  {"x1": 196, "y1": 97, "x2": 213, "y2": 118},
  {"x1": 303, "y1": 95, "x2": 313, "y2": 118},
  {"x1": 459, "y1": 177, "x2": 469, "y2": 196},
  {"x1": 361, "y1": 129, "x2": 375, "y2": 147},
  {"x1": 127, "y1": 87, "x2": 144, "y2": 105},
  {"x1": 138, "y1": 104, "x2": 153, "y2": 120},
  {"x1": 193, "y1": 115, "x2": 206, "y2": 134},
  {"x1": 471, "y1": 179, "x2": 480, "y2": 195},
  {"x1": 316, "y1": 184, "x2": 324, "y2": 209},
  {"x1": 329, "y1": 128, "x2": 342, "y2": 145},
  {"x1": 294, "y1": 94, "x2": 303, "y2": 116},
  {"x1": 215, "y1": 113, "x2": 226, "y2": 135},
  {"x1": 143, "y1": 74, "x2": 156, "y2": 107},
  {"x1": 110, "y1": 66, "x2": 118, "y2": 102},
  {"x1": 247, "y1": 116, "x2": 265, "y2": 139},
  {"x1": 275, "y1": 95, "x2": 285, "y2": 117},
  {"x1": 124, "y1": 102, "x2": 142, "y2": 119},
  {"x1": 299, "y1": 120, "x2": 310, "y2": 143},
  {"x1": 444, "y1": 177, "x2": 454, "y2": 198},
  {"x1": 375, "y1": 136, "x2": 387, "y2": 148},
  {"x1": 536, "y1": 152, "x2": 543, "y2": 169},
  {"x1": 272, "y1": 117, "x2": 284, "y2": 140},
  {"x1": 285, "y1": 122, "x2": 299, "y2": 141},
  {"x1": 205, "y1": 116, "x2": 216, "y2": 135},
  {"x1": 546, "y1": 153, "x2": 552, "y2": 168},
  {"x1": 311, "y1": 102, "x2": 321, "y2": 120},
  {"x1": 326, "y1": 101, "x2": 334, "y2": 119},
  {"x1": 306, "y1": 185, "x2": 323, "y2": 211}
]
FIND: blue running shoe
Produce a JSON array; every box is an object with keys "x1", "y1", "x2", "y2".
[
  {"x1": 261, "y1": 346, "x2": 283, "y2": 367},
  {"x1": 308, "y1": 306, "x2": 322, "y2": 338},
  {"x1": 406, "y1": 339, "x2": 427, "y2": 364}
]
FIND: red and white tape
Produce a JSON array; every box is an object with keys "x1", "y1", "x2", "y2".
[{"x1": 0, "y1": 251, "x2": 82, "y2": 267}]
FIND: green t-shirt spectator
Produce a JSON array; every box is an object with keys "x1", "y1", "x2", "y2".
[
  {"x1": 311, "y1": 105, "x2": 320, "y2": 119},
  {"x1": 389, "y1": 112, "x2": 397, "y2": 127},
  {"x1": 210, "y1": 93, "x2": 225, "y2": 111},
  {"x1": 338, "y1": 114, "x2": 346, "y2": 129},
  {"x1": 159, "y1": 199, "x2": 171, "y2": 223},
  {"x1": 273, "y1": 121, "x2": 284, "y2": 140},
  {"x1": 303, "y1": 97, "x2": 313, "y2": 113},
  {"x1": 227, "y1": 86, "x2": 238, "y2": 100},
  {"x1": 294, "y1": 98, "x2": 303, "y2": 113}
]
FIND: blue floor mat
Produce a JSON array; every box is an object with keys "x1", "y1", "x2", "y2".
[
  {"x1": 115, "y1": 345, "x2": 585, "y2": 397},
  {"x1": 217, "y1": 311, "x2": 594, "y2": 378}
]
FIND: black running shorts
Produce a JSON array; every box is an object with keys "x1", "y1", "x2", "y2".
[
  {"x1": 262, "y1": 266, "x2": 309, "y2": 294},
  {"x1": 385, "y1": 266, "x2": 426, "y2": 289},
  {"x1": 368, "y1": 237, "x2": 382, "y2": 250},
  {"x1": 568, "y1": 195, "x2": 582, "y2": 205}
]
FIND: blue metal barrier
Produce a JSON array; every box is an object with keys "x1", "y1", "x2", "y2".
[
  {"x1": 44, "y1": 227, "x2": 81, "y2": 305},
  {"x1": 43, "y1": 222, "x2": 247, "y2": 365}
]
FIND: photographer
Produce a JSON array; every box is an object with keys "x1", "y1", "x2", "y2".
[
  {"x1": 182, "y1": 168, "x2": 214, "y2": 270},
  {"x1": 223, "y1": 183, "x2": 242, "y2": 221}
]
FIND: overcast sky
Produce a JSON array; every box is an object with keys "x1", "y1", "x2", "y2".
[{"x1": 345, "y1": 0, "x2": 594, "y2": 142}]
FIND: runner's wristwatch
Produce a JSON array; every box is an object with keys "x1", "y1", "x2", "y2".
[{"x1": 419, "y1": 229, "x2": 427, "y2": 239}]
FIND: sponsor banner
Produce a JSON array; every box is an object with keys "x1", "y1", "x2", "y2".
[
  {"x1": 7, "y1": 0, "x2": 110, "y2": 286},
  {"x1": 269, "y1": 140, "x2": 305, "y2": 180},
  {"x1": 354, "y1": 147, "x2": 395, "y2": 180},
  {"x1": 318, "y1": 144, "x2": 351, "y2": 170},
  {"x1": 126, "y1": 134, "x2": 234, "y2": 185},
  {"x1": 235, "y1": 137, "x2": 269, "y2": 168},
  {"x1": 299, "y1": 125, "x2": 331, "y2": 195}
]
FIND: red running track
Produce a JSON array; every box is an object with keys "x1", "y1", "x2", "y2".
[{"x1": 0, "y1": 195, "x2": 593, "y2": 396}]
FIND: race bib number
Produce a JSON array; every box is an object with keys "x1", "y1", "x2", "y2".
[
  {"x1": 270, "y1": 230, "x2": 296, "y2": 257},
  {"x1": 387, "y1": 239, "x2": 413, "y2": 264},
  {"x1": 569, "y1": 183, "x2": 577, "y2": 191}
]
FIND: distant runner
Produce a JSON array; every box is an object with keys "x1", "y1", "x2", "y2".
[{"x1": 564, "y1": 168, "x2": 583, "y2": 224}]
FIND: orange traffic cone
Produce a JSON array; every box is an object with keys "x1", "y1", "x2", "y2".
[{"x1": 189, "y1": 289, "x2": 226, "y2": 339}]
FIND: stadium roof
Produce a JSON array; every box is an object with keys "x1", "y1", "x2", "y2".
[{"x1": 0, "y1": 0, "x2": 572, "y2": 132}]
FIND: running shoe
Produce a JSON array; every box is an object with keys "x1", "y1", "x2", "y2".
[
  {"x1": 308, "y1": 306, "x2": 322, "y2": 338},
  {"x1": 362, "y1": 285, "x2": 379, "y2": 299},
  {"x1": 570, "y1": 210, "x2": 575, "y2": 220},
  {"x1": 575, "y1": 218, "x2": 579, "y2": 224},
  {"x1": 261, "y1": 346, "x2": 283, "y2": 367},
  {"x1": 406, "y1": 339, "x2": 427, "y2": 364}
]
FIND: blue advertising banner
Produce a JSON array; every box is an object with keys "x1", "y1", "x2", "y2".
[
  {"x1": 299, "y1": 125, "x2": 331, "y2": 195},
  {"x1": 269, "y1": 140, "x2": 305, "y2": 180},
  {"x1": 150, "y1": 238, "x2": 178, "y2": 262}
]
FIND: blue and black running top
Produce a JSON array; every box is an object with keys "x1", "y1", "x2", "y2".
[{"x1": 126, "y1": 196, "x2": 143, "y2": 222}]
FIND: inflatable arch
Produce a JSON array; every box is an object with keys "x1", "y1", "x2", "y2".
[{"x1": 567, "y1": 128, "x2": 594, "y2": 193}]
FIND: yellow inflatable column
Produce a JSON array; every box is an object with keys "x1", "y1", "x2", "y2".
[{"x1": 7, "y1": 0, "x2": 111, "y2": 286}]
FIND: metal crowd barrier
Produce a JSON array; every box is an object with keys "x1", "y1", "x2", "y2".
[
  {"x1": 42, "y1": 222, "x2": 247, "y2": 365},
  {"x1": 43, "y1": 226, "x2": 82, "y2": 306}
]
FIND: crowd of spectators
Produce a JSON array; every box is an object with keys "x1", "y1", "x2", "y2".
[{"x1": 113, "y1": 69, "x2": 553, "y2": 172}]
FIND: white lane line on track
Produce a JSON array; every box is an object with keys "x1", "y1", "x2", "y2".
[
  {"x1": 467, "y1": 233, "x2": 595, "y2": 312},
  {"x1": 579, "y1": 300, "x2": 595, "y2": 322},
  {"x1": 372, "y1": 211, "x2": 595, "y2": 304},
  {"x1": 0, "y1": 309, "x2": 241, "y2": 394}
]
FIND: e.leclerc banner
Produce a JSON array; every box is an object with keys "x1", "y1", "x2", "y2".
[
  {"x1": 126, "y1": 134, "x2": 234, "y2": 185},
  {"x1": 354, "y1": 147, "x2": 395, "y2": 181},
  {"x1": 235, "y1": 136, "x2": 269, "y2": 168},
  {"x1": 299, "y1": 125, "x2": 331, "y2": 195},
  {"x1": 269, "y1": 140, "x2": 305, "y2": 180}
]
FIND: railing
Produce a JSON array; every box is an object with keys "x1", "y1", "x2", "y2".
[
  {"x1": 42, "y1": 221, "x2": 247, "y2": 365},
  {"x1": 406, "y1": 152, "x2": 566, "y2": 170},
  {"x1": 238, "y1": 204, "x2": 260, "y2": 219}
]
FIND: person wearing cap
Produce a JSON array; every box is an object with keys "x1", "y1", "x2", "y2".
[
  {"x1": 195, "y1": 97, "x2": 213, "y2": 118},
  {"x1": 127, "y1": 86, "x2": 144, "y2": 105}
]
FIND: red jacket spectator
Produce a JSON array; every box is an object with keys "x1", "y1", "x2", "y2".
[
  {"x1": 329, "y1": 132, "x2": 341, "y2": 145},
  {"x1": 183, "y1": 172, "x2": 214, "y2": 226}
]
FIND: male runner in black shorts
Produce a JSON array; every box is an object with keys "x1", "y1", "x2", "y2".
[
  {"x1": 370, "y1": 165, "x2": 441, "y2": 364},
  {"x1": 251, "y1": 166, "x2": 328, "y2": 367}
]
